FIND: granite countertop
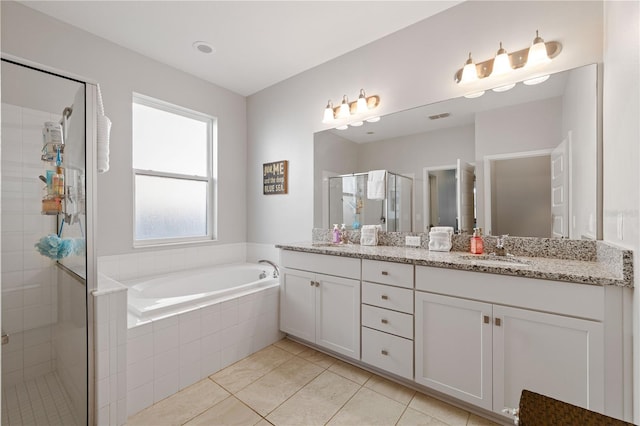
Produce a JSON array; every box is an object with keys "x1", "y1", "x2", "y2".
[{"x1": 276, "y1": 242, "x2": 633, "y2": 288}]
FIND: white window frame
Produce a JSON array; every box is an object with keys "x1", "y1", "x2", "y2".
[{"x1": 132, "y1": 93, "x2": 217, "y2": 247}]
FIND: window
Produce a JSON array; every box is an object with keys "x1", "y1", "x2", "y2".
[{"x1": 132, "y1": 94, "x2": 216, "y2": 245}]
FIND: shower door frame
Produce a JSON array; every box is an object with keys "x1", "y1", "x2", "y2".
[{"x1": 1, "y1": 54, "x2": 98, "y2": 426}]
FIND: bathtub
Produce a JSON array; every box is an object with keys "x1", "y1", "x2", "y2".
[{"x1": 126, "y1": 262, "x2": 279, "y2": 320}]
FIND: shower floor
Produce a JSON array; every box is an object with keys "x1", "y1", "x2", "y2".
[{"x1": 1, "y1": 372, "x2": 78, "y2": 426}]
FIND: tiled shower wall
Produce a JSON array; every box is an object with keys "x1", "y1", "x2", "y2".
[{"x1": 1, "y1": 103, "x2": 59, "y2": 386}]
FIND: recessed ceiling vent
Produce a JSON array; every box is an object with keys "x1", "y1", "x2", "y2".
[{"x1": 429, "y1": 112, "x2": 451, "y2": 120}]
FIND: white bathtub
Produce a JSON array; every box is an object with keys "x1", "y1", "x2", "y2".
[{"x1": 126, "y1": 262, "x2": 279, "y2": 320}]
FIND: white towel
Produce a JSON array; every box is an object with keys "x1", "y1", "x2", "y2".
[
  {"x1": 96, "y1": 84, "x2": 112, "y2": 173},
  {"x1": 428, "y1": 227, "x2": 454, "y2": 252},
  {"x1": 360, "y1": 225, "x2": 380, "y2": 246},
  {"x1": 428, "y1": 233, "x2": 452, "y2": 252},
  {"x1": 367, "y1": 170, "x2": 386, "y2": 200}
]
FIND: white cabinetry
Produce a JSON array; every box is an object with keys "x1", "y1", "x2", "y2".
[
  {"x1": 415, "y1": 266, "x2": 604, "y2": 417},
  {"x1": 361, "y1": 260, "x2": 414, "y2": 379},
  {"x1": 280, "y1": 250, "x2": 361, "y2": 359}
]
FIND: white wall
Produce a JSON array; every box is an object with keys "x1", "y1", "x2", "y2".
[
  {"x1": 247, "y1": 0, "x2": 603, "y2": 245},
  {"x1": 602, "y1": 1, "x2": 640, "y2": 422},
  {"x1": 1, "y1": 1, "x2": 248, "y2": 256}
]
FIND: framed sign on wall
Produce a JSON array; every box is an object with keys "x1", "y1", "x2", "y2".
[{"x1": 263, "y1": 160, "x2": 288, "y2": 195}]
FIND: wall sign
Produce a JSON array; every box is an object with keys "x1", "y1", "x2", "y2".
[{"x1": 263, "y1": 160, "x2": 288, "y2": 195}]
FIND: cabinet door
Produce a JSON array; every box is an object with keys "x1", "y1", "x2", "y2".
[
  {"x1": 280, "y1": 268, "x2": 316, "y2": 343},
  {"x1": 316, "y1": 274, "x2": 361, "y2": 359},
  {"x1": 415, "y1": 291, "x2": 493, "y2": 410},
  {"x1": 493, "y1": 305, "x2": 604, "y2": 415}
]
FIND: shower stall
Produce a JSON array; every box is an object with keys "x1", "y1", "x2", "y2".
[
  {"x1": 1, "y1": 58, "x2": 97, "y2": 425},
  {"x1": 328, "y1": 172, "x2": 413, "y2": 232}
]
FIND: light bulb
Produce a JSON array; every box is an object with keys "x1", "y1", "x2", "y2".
[
  {"x1": 492, "y1": 83, "x2": 516, "y2": 92},
  {"x1": 366, "y1": 116, "x2": 381, "y2": 123},
  {"x1": 464, "y1": 91, "x2": 485, "y2": 99},
  {"x1": 526, "y1": 30, "x2": 551, "y2": 68},
  {"x1": 350, "y1": 121, "x2": 364, "y2": 127},
  {"x1": 523, "y1": 75, "x2": 550, "y2": 85},
  {"x1": 491, "y1": 42, "x2": 512, "y2": 77},
  {"x1": 337, "y1": 95, "x2": 350, "y2": 119},
  {"x1": 322, "y1": 100, "x2": 334, "y2": 123},
  {"x1": 336, "y1": 124, "x2": 349, "y2": 130},
  {"x1": 460, "y1": 53, "x2": 479, "y2": 84},
  {"x1": 356, "y1": 89, "x2": 368, "y2": 114}
]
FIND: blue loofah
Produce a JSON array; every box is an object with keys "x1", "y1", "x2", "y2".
[{"x1": 35, "y1": 235, "x2": 85, "y2": 260}]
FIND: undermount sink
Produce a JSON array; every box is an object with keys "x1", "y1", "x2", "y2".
[{"x1": 461, "y1": 254, "x2": 532, "y2": 268}]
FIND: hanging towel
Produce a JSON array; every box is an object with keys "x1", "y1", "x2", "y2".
[
  {"x1": 96, "y1": 84, "x2": 112, "y2": 173},
  {"x1": 367, "y1": 170, "x2": 387, "y2": 200},
  {"x1": 361, "y1": 224, "x2": 381, "y2": 246}
]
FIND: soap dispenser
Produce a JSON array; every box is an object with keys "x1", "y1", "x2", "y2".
[
  {"x1": 332, "y1": 224, "x2": 340, "y2": 244},
  {"x1": 470, "y1": 227, "x2": 484, "y2": 254},
  {"x1": 340, "y1": 224, "x2": 348, "y2": 244}
]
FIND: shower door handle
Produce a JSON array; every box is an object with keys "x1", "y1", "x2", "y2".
[{"x1": 2, "y1": 330, "x2": 8, "y2": 345}]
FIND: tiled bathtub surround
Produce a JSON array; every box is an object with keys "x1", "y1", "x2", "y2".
[{"x1": 96, "y1": 245, "x2": 283, "y2": 422}]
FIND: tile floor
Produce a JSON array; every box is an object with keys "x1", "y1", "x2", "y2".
[
  {"x1": 127, "y1": 338, "x2": 502, "y2": 426},
  {"x1": 1, "y1": 372, "x2": 78, "y2": 426}
]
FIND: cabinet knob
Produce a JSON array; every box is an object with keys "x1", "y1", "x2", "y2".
[
  {"x1": 495, "y1": 317, "x2": 502, "y2": 327},
  {"x1": 381, "y1": 318, "x2": 388, "y2": 324},
  {"x1": 483, "y1": 315, "x2": 490, "y2": 324},
  {"x1": 381, "y1": 271, "x2": 389, "y2": 276},
  {"x1": 381, "y1": 349, "x2": 388, "y2": 356},
  {"x1": 310, "y1": 281, "x2": 314, "y2": 286},
  {"x1": 381, "y1": 295, "x2": 388, "y2": 300},
  {"x1": 315, "y1": 281, "x2": 320, "y2": 287}
]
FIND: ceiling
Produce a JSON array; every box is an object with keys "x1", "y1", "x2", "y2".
[{"x1": 21, "y1": 1, "x2": 462, "y2": 96}]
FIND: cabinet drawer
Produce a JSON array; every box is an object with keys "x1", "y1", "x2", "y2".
[
  {"x1": 362, "y1": 304, "x2": 413, "y2": 339},
  {"x1": 362, "y1": 259, "x2": 413, "y2": 288},
  {"x1": 415, "y1": 266, "x2": 604, "y2": 320},
  {"x1": 281, "y1": 250, "x2": 361, "y2": 280},
  {"x1": 362, "y1": 327, "x2": 413, "y2": 379},
  {"x1": 362, "y1": 282, "x2": 413, "y2": 314}
]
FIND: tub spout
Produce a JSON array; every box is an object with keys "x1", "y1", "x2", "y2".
[{"x1": 258, "y1": 260, "x2": 280, "y2": 278}]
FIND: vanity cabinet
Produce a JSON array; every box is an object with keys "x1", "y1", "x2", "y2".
[
  {"x1": 280, "y1": 250, "x2": 361, "y2": 359},
  {"x1": 361, "y1": 259, "x2": 414, "y2": 379},
  {"x1": 415, "y1": 266, "x2": 605, "y2": 417}
]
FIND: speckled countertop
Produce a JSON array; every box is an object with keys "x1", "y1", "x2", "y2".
[{"x1": 276, "y1": 241, "x2": 633, "y2": 288}]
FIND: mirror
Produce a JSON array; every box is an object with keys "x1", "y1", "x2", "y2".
[{"x1": 314, "y1": 63, "x2": 599, "y2": 239}]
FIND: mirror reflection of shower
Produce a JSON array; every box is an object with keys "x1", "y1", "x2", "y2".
[{"x1": 327, "y1": 171, "x2": 413, "y2": 232}]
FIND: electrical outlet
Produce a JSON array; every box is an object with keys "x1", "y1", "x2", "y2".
[{"x1": 405, "y1": 236, "x2": 421, "y2": 247}]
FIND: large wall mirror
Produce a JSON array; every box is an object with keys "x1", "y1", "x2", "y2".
[{"x1": 314, "y1": 63, "x2": 600, "y2": 239}]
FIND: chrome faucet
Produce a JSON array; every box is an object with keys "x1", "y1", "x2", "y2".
[
  {"x1": 258, "y1": 259, "x2": 280, "y2": 278},
  {"x1": 495, "y1": 235, "x2": 509, "y2": 256}
]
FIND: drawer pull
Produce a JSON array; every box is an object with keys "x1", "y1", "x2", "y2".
[
  {"x1": 381, "y1": 295, "x2": 389, "y2": 300},
  {"x1": 381, "y1": 349, "x2": 388, "y2": 356},
  {"x1": 315, "y1": 281, "x2": 320, "y2": 287},
  {"x1": 381, "y1": 318, "x2": 388, "y2": 324},
  {"x1": 495, "y1": 317, "x2": 502, "y2": 327},
  {"x1": 381, "y1": 271, "x2": 389, "y2": 276},
  {"x1": 483, "y1": 315, "x2": 490, "y2": 324},
  {"x1": 310, "y1": 281, "x2": 315, "y2": 287}
]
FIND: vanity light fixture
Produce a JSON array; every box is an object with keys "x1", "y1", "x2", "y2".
[
  {"x1": 322, "y1": 89, "x2": 381, "y2": 127},
  {"x1": 454, "y1": 31, "x2": 562, "y2": 95}
]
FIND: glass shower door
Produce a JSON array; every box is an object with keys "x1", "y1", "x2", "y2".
[{"x1": 1, "y1": 59, "x2": 88, "y2": 426}]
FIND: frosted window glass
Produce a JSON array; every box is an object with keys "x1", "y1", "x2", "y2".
[
  {"x1": 133, "y1": 103, "x2": 208, "y2": 176},
  {"x1": 135, "y1": 175, "x2": 207, "y2": 240}
]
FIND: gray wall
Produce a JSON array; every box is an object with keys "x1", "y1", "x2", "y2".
[
  {"x1": 248, "y1": 1, "x2": 604, "y2": 245},
  {"x1": 1, "y1": 1, "x2": 248, "y2": 256}
]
